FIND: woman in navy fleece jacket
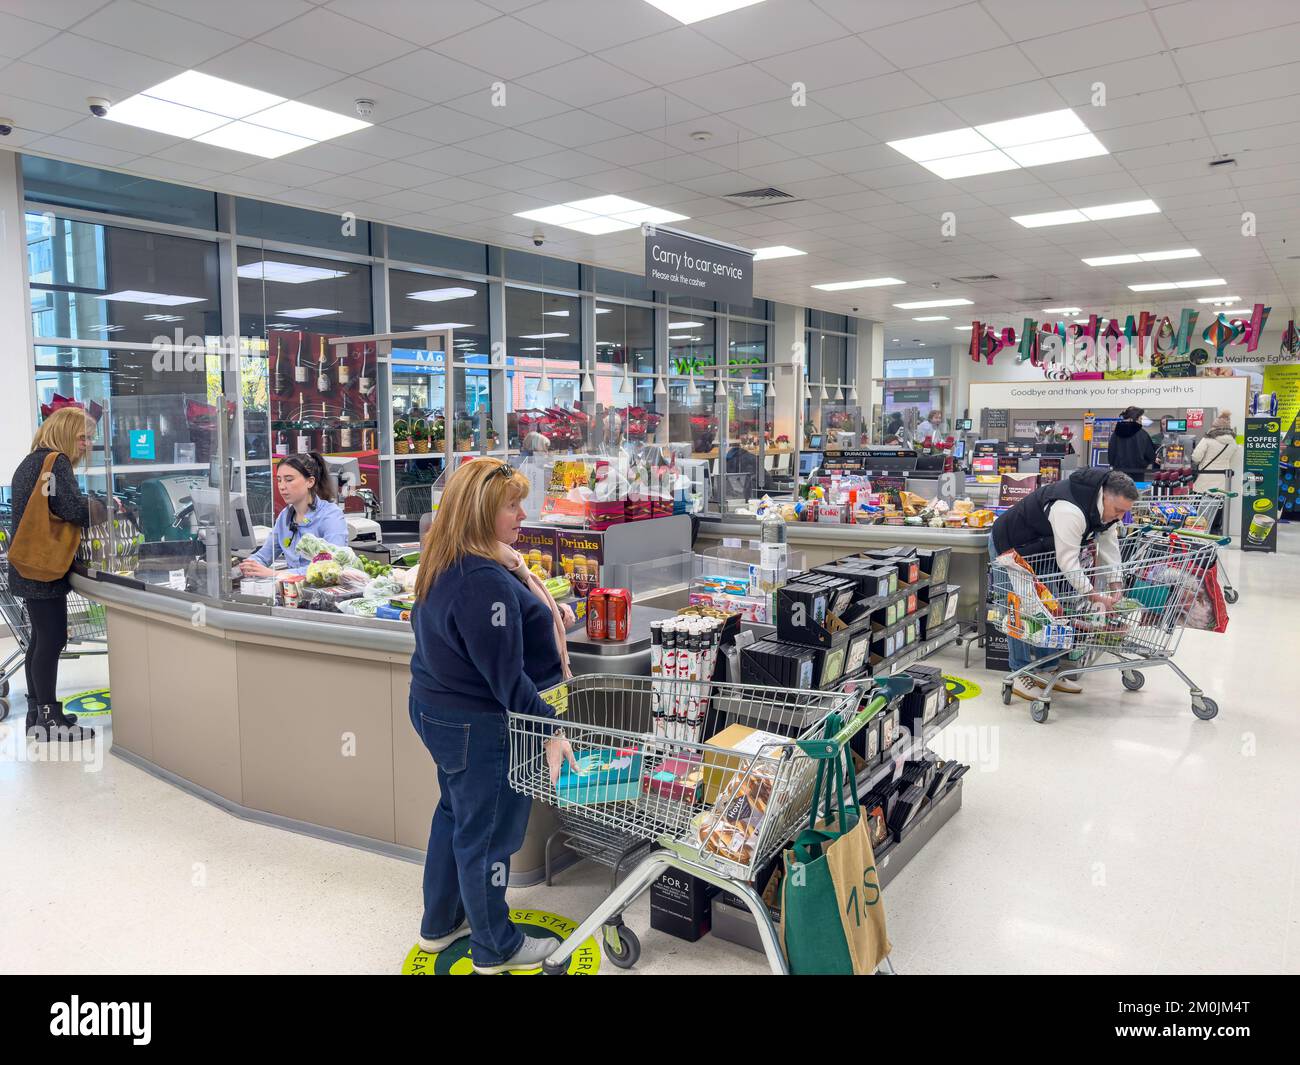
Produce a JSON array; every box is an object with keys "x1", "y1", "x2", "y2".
[{"x1": 409, "y1": 458, "x2": 577, "y2": 975}]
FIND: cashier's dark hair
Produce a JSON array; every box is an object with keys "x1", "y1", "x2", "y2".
[
  {"x1": 1119, "y1": 406, "x2": 1144, "y2": 422},
  {"x1": 278, "y1": 452, "x2": 336, "y2": 503}
]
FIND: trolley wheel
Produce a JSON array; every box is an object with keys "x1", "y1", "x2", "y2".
[
  {"x1": 1224, "y1": 589, "x2": 1239, "y2": 605},
  {"x1": 1001, "y1": 682, "x2": 1013, "y2": 706},
  {"x1": 0, "y1": 676, "x2": 9, "y2": 698},
  {"x1": 1191, "y1": 696, "x2": 1219, "y2": 721},
  {"x1": 1121, "y1": 670, "x2": 1145, "y2": 691},
  {"x1": 602, "y1": 923, "x2": 640, "y2": 969},
  {"x1": 542, "y1": 959, "x2": 568, "y2": 976},
  {"x1": 1030, "y1": 700, "x2": 1050, "y2": 724},
  {"x1": 0, "y1": 697, "x2": 8, "y2": 723}
]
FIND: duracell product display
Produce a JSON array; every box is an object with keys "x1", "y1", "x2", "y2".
[{"x1": 650, "y1": 617, "x2": 725, "y2": 742}]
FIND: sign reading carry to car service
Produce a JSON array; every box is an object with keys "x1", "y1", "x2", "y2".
[{"x1": 644, "y1": 226, "x2": 753, "y2": 306}]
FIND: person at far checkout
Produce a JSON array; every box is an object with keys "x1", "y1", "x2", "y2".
[
  {"x1": 988, "y1": 468, "x2": 1140, "y2": 701},
  {"x1": 239, "y1": 452, "x2": 349, "y2": 577}
]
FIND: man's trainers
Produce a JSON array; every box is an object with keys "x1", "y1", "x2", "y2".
[
  {"x1": 1011, "y1": 677, "x2": 1046, "y2": 701},
  {"x1": 1050, "y1": 674, "x2": 1083, "y2": 694},
  {"x1": 419, "y1": 917, "x2": 469, "y2": 953},
  {"x1": 472, "y1": 934, "x2": 555, "y2": 975}
]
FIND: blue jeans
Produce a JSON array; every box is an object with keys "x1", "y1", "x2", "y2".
[
  {"x1": 410, "y1": 696, "x2": 533, "y2": 966},
  {"x1": 987, "y1": 533, "x2": 1054, "y2": 674}
]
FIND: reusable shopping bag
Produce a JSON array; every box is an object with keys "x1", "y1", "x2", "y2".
[
  {"x1": 8, "y1": 452, "x2": 82, "y2": 582},
  {"x1": 779, "y1": 714, "x2": 891, "y2": 975},
  {"x1": 1184, "y1": 560, "x2": 1229, "y2": 633}
]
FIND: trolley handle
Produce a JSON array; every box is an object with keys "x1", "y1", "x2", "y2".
[{"x1": 796, "y1": 675, "x2": 914, "y2": 758}]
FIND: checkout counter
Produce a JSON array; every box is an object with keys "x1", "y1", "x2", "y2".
[{"x1": 72, "y1": 514, "x2": 691, "y2": 885}]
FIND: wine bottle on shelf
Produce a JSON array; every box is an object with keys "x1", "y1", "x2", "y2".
[
  {"x1": 271, "y1": 333, "x2": 290, "y2": 394},
  {"x1": 337, "y1": 347, "x2": 351, "y2": 387},
  {"x1": 294, "y1": 332, "x2": 308, "y2": 384},
  {"x1": 358, "y1": 346, "x2": 373, "y2": 396},
  {"x1": 295, "y1": 396, "x2": 309, "y2": 453},
  {"x1": 275, "y1": 428, "x2": 289, "y2": 456},
  {"x1": 317, "y1": 336, "x2": 332, "y2": 394}
]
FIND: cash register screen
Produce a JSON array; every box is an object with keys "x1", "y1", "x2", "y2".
[
  {"x1": 800, "y1": 452, "x2": 822, "y2": 475},
  {"x1": 1164, "y1": 418, "x2": 1187, "y2": 433}
]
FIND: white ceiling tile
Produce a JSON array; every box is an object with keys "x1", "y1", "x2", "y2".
[
  {"x1": 568, "y1": 166, "x2": 658, "y2": 194},
  {"x1": 676, "y1": 172, "x2": 763, "y2": 197},
  {"x1": 0, "y1": 1, "x2": 115, "y2": 30},
  {"x1": 370, "y1": 187, "x2": 454, "y2": 212},
  {"x1": 201, "y1": 43, "x2": 344, "y2": 99},
  {"x1": 853, "y1": 101, "x2": 967, "y2": 142},
  {"x1": 811, "y1": 0, "x2": 969, "y2": 33},
  {"x1": 216, "y1": 175, "x2": 295, "y2": 197},
  {"x1": 257, "y1": 8, "x2": 413, "y2": 74},
  {"x1": 414, "y1": 175, "x2": 497, "y2": 202},
  {"x1": 361, "y1": 49, "x2": 495, "y2": 104},
  {"x1": 755, "y1": 35, "x2": 894, "y2": 91},
  {"x1": 941, "y1": 81, "x2": 1069, "y2": 127},
  {"x1": 287, "y1": 142, "x2": 378, "y2": 174},
  {"x1": 1202, "y1": 99, "x2": 1298, "y2": 136},
  {"x1": 347, "y1": 160, "x2": 440, "y2": 189},
  {"x1": 1026, "y1": 14, "x2": 1165, "y2": 77},
  {"x1": 721, "y1": 98, "x2": 841, "y2": 137},
  {"x1": 697, "y1": 137, "x2": 797, "y2": 169},
  {"x1": 332, "y1": 124, "x2": 438, "y2": 161},
  {"x1": 1172, "y1": 22, "x2": 1300, "y2": 74},
  {"x1": 517, "y1": 178, "x2": 606, "y2": 203},
  {"x1": 308, "y1": 173, "x2": 400, "y2": 201},
  {"x1": 692, "y1": 0, "x2": 844, "y2": 61},
  {"x1": 744, "y1": 156, "x2": 835, "y2": 184},
  {"x1": 1218, "y1": 121, "x2": 1300, "y2": 153},
  {"x1": 514, "y1": 0, "x2": 678, "y2": 51},
  {"x1": 383, "y1": 105, "x2": 502, "y2": 143},
  {"x1": 816, "y1": 72, "x2": 935, "y2": 120},
  {"x1": 457, "y1": 127, "x2": 559, "y2": 163},
  {"x1": 599, "y1": 26, "x2": 745, "y2": 83},
  {"x1": 1049, "y1": 55, "x2": 1185, "y2": 107},
  {"x1": 523, "y1": 149, "x2": 611, "y2": 179},
  {"x1": 1084, "y1": 88, "x2": 1198, "y2": 132},
  {"x1": 27, "y1": 134, "x2": 136, "y2": 166},
  {"x1": 776, "y1": 174, "x2": 876, "y2": 200},
  {"x1": 403, "y1": 145, "x2": 501, "y2": 176},
  {"x1": 235, "y1": 159, "x2": 338, "y2": 186},
  {"x1": 128, "y1": 157, "x2": 222, "y2": 185},
  {"x1": 274, "y1": 187, "x2": 351, "y2": 209},
  {"x1": 136, "y1": 0, "x2": 311, "y2": 37},
  {"x1": 583, "y1": 132, "x2": 679, "y2": 166},
  {"x1": 414, "y1": 202, "x2": 499, "y2": 224},
  {"x1": 865, "y1": 5, "x2": 1013, "y2": 67},
  {"x1": 768, "y1": 120, "x2": 875, "y2": 156},
  {"x1": 0, "y1": 61, "x2": 135, "y2": 117},
  {"x1": 74, "y1": 0, "x2": 244, "y2": 68},
  {"x1": 627, "y1": 153, "x2": 726, "y2": 181},
  {"x1": 47, "y1": 115, "x2": 181, "y2": 155},
  {"x1": 22, "y1": 33, "x2": 184, "y2": 97},
  {"x1": 443, "y1": 84, "x2": 570, "y2": 127},
  {"x1": 463, "y1": 191, "x2": 536, "y2": 213},
  {"x1": 909, "y1": 45, "x2": 1042, "y2": 99},
  {"x1": 584, "y1": 89, "x2": 706, "y2": 132},
  {"x1": 1153, "y1": 0, "x2": 1300, "y2": 48},
  {"x1": 671, "y1": 65, "x2": 788, "y2": 114},
  {"x1": 0, "y1": 13, "x2": 59, "y2": 59},
  {"x1": 325, "y1": 0, "x2": 498, "y2": 46},
  {"x1": 298, "y1": 78, "x2": 431, "y2": 126},
  {"x1": 1188, "y1": 64, "x2": 1300, "y2": 112},
  {"x1": 1094, "y1": 114, "x2": 1206, "y2": 153},
  {"x1": 519, "y1": 55, "x2": 653, "y2": 108},
  {"x1": 0, "y1": 92, "x2": 86, "y2": 136},
  {"x1": 432, "y1": 16, "x2": 583, "y2": 79},
  {"x1": 981, "y1": 0, "x2": 1148, "y2": 40},
  {"x1": 462, "y1": 164, "x2": 554, "y2": 192}
]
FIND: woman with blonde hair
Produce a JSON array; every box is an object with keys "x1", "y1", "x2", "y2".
[
  {"x1": 409, "y1": 457, "x2": 577, "y2": 974},
  {"x1": 6, "y1": 406, "x2": 105, "y2": 740}
]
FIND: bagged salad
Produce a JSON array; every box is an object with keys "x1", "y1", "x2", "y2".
[{"x1": 297, "y1": 532, "x2": 360, "y2": 569}]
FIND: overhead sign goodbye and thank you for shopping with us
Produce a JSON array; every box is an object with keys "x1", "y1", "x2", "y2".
[{"x1": 644, "y1": 226, "x2": 753, "y2": 306}]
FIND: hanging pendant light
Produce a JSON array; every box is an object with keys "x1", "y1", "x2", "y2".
[
  {"x1": 847, "y1": 382, "x2": 858, "y2": 402},
  {"x1": 803, "y1": 376, "x2": 812, "y2": 402},
  {"x1": 686, "y1": 371, "x2": 699, "y2": 398},
  {"x1": 581, "y1": 371, "x2": 594, "y2": 393},
  {"x1": 765, "y1": 377, "x2": 775, "y2": 398},
  {"x1": 833, "y1": 383, "x2": 844, "y2": 401},
  {"x1": 620, "y1": 360, "x2": 632, "y2": 394},
  {"x1": 819, "y1": 380, "x2": 829, "y2": 401},
  {"x1": 655, "y1": 374, "x2": 667, "y2": 396}
]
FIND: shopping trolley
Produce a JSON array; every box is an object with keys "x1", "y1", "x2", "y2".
[
  {"x1": 0, "y1": 549, "x2": 109, "y2": 722},
  {"x1": 989, "y1": 531, "x2": 1223, "y2": 724},
  {"x1": 507, "y1": 673, "x2": 905, "y2": 975},
  {"x1": 1127, "y1": 489, "x2": 1239, "y2": 604}
]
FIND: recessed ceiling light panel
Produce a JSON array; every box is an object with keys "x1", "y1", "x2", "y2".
[
  {"x1": 643, "y1": 0, "x2": 766, "y2": 25},
  {"x1": 196, "y1": 121, "x2": 314, "y2": 158},
  {"x1": 753, "y1": 245, "x2": 806, "y2": 260},
  {"x1": 105, "y1": 95, "x2": 227, "y2": 138},
  {"x1": 406, "y1": 287, "x2": 477, "y2": 302},
  {"x1": 238, "y1": 261, "x2": 348, "y2": 283},
  {"x1": 98, "y1": 290, "x2": 205, "y2": 305},
  {"x1": 893, "y1": 298, "x2": 973, "y2": 309},
  {"x1": 276, "y1": 308, "x2": 341, "y2": 319},
  {"x1": 812, "y1": 277, "x2": 905, "y2": 290},
  {"x1": 145, "y1": 71, "x2": 285, "y2": 119}
]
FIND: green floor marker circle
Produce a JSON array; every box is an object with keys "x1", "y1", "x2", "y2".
[
  {"x1": 943, "y1": 675, "x2": 982, "y2": 701},
  {"x1": 401, "y1": 908, "x2": 601, "y2": 975},
  {"x1": 63, "y1": 688, "x2": 111, "y2": 717}
]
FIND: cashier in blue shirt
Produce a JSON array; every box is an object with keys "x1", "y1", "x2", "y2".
[{"x1": 239, "y1": 452, "x2": 350, "y2": 577}]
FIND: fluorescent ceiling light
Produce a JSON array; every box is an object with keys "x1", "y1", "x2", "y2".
[
  {"x1": 1137, "y1": 248, "x2": 1200, "y2": 262},
  {"x1": 888, "y1": 127, "x2": 993, "y2": 163},
  {"x1": 98, "y1": 290, "x2": 205, "y2": 305},
  {"x1": 922, "y1": 151, "x2": 1019, "y2": 179},
  {"x1": 954, "y1": 326, "x2": 972, "y2": 330},
  {"x1": 1013, "y1": 199, "x2": 1159, "y2": 228},
  {"x1": 753, "y1": 245, "x2": 805, "y2": 261},
  {"x1": 406, "y1": 287, "x2": 477, "y2": 302},
  {"x1": 642, "y1": 0, "x2": 766, "y2": 25},
  {"x1": 143, "y1": 314, "x2": 185, "y2": 321},
  {"x1": 612, "y1": 206, "x2": 689, "y2": 225},
  {"x1": 893, "y1": 298, "x2": 973, "y2": 309},
  {"x1": 197, "y1": 121, "x2": 313, "y2": 158},
  {"x1": 1043, "y1": 307, "x2": 1081, "y2": 314},
  {"x1": 415, "y1": 322, "x2": 474, "y2": 330},
  {"x1": 543, "y1": 310, "x2": 570, "y2": 317},
  {"x1": 516, "y1": 204, "x2": 595, "y2": 225},
  {"x1": 669, "y1": 321, "x2": 704, "y2": 329},
  {"x1": 1198, "y1": 296, "x2": 1243, "y2": 304},
  {"x1": 976, "y1": 109, "x2": 1090, "y2": 148},
  {"x1": 1129, "y1": 278, "x2": 1225, "y2": 291},
  {"x1": 238, "y1": 261, "x2": 348, "y2": 283},
  {"x1": 563, "y1": 216, "x2": 639, "y2": 235},
  {"x1": 1074, "y1": 318, "x2": 1090, "y2": 324},
  {"x1": 105, "y1": 95, "x2": 227, "y2": 138},
  {"x1": 520, "y1": 347, "x2": 543, "y2": 351},
  {"x1": 1005, "y1": 133, "x2": 1107, "y2": 168},
  {"x1": 520, "y1": 332, "x2": 569, "y2": 339},
  {"x1": 1082, "y1": 254, "x2": 1142, "y2": 266},
  {"x1": 144, "y1": 70, "x2": 284, "y2": 119},
  {"x1": 812, "y1": 277, "x2": 904, "y2": 291},
  {"x1": 275, "y1": 308, "x2": 340, "y2": 319},
  {"x1": 912, "y1": 316, "x2": 949, "y2": 321},
  {"x1": 247, "y1": 100, "x2": 369, "y2": 140}
]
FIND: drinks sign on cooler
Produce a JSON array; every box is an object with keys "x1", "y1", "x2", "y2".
[{"x1": 1241, "y1": 417, "x2": 1281, "y2": 553}]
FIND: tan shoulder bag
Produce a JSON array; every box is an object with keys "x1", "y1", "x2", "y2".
[{"x1": 8, "y1": 452, "x2": 83, "y2": 583}]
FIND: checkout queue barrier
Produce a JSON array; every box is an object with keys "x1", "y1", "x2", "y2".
[{"x1": 71, "y1": 570, "x2": 675, "y2": 885}]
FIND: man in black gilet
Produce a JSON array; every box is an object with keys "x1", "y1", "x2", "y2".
[{"x1": 989, "y1": 468, "x2": 1140, "y2": 700}]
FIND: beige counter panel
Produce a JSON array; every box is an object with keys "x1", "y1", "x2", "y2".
[
  {"x1": 237, "y1": 644, "x2": 396, "y2": 843},
  {"x1": 104, "y1": 609, "x2": 154, "y2": 761},
  {"x1": 390, "y1": 669, "x2": 437, "y2": 850}
]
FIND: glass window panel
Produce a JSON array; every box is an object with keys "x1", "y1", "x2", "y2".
[
  {"x1": 393, "y1": 459, "x2": 444, "y2": 518},
  {"x1": 504, "y1": 249, "x2": 580, "y2": 289},
  {"x1": 506, "y1": 287, "x2": 582, "y2": 370},
  {"x1": 235, "y1": 198, "x2": 370, "y2": 255},
  {"x1": 595, "y1": 267, "x2": 655, "y2": 301},
  {"x1": 28, "y1": 213, "x2": 221, "y2": 343},
  {"x1": 22, "y1": 155, "x2": 217, "y2": 229},
  {"x1": 390, "y1": 270, "x2": 489, "y2": 361},
  {"x1": 596, "y1": 300, "x2": 654, "y2": 371},
  {"x1": 388, "y1": 227, "x2": 487, "y2": 274},
  {"x1": 450, "y1": 368, "x2": 498, "y2": 453},
  {"x1": 667, "y1": 293, "x2": 718, "y2": 313},
  {"x1": 238, "y1": 246, "x2": 372, "y2": 339}
]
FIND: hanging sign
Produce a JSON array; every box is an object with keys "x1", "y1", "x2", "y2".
[
  {"x1": 644, "y1": 226, "x2": 752, "y2": 306},
  {"x1": 1186, "y1": 408, "x2": 1205, "y2": 430}
]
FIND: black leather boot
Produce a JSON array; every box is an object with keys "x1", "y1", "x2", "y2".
[
  {"x1": 27, "y1": 695, "x2": 77, "y2": 727},
  {"x1": 28, "y1": 703, "x2": 94, "y2": 742}
]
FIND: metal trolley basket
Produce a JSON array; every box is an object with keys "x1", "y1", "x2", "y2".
[
  {"x1": 1128, "y1": 488, "x2": 1239, "y2": 604},
  {"x1": 989, "y1": 531, "x2": 1223, "y2": 724},
  {"x1": 507, "y1": 673, "x2": 896, "y2": 975}
]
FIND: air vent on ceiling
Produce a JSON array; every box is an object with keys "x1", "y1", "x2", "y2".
[
  {"x1": 722, "y1": 187, "x2": 802, "y2": 208},
  {"x1": 950, "y1": 274, "x2": 1000, "y2": 283},
  {"x1": 1023, "y1": 296, "x2": 1054, "y2": 304},
  {"x1": 1209, "y1": 156, "x2": 1237, "y2": 168}
]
